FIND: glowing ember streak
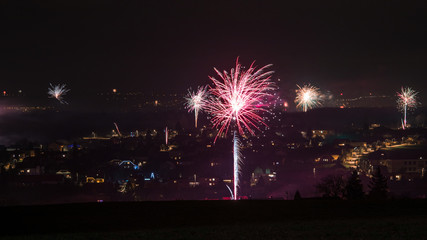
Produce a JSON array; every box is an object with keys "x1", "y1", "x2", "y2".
[
  {"x1": 397, "y1": 86, "x2": 418, "y2": 129},
  {"x1": 48, "y1": 83, "x2": 70, "y2": 104},
  {"x1": 225, "y1": 184, "x2": 234, "y2": 199},
  {"x1": 207, "y1": 58, "x2": 275, "y2": 200},
  {"x1": 295, "y1": 84, "x2": 322, "y2": 112},
  {"x1": 185, "y1": 86, "x2": 208, "y2": 128},
  {"x1": 113, "y1": 122, "x2": 122, "y2": 137},
  {"x1": 207, "y1": 58, "x2": 275, "y2": 140},
  {"x1": 165, "y1": 126, "x2": 168, "y2": 145}
]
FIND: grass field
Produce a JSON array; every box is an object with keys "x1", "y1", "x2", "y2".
[{"x1": 2, "y1": 200, "x2": 427, "y2": 239}]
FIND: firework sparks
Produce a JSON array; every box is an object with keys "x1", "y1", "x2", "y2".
[
  {"x1": 48, "y1": 83, "x2": 69, "y2": 104},
  {"x1": 207, "y1": 59, "x2": 275, "y2": 140},
  {"x1": 184, "y1": 86, "x2": 208, "y2": 128},
  {"x1": 295, "y1": 84, "x2": 322, "y2": 112},
  {"x1": 207, "y1": 58, "x2": 275, "y2": 200},
  {"x1": 397, "y1": 86, "x2": 418, "y2": 129}
]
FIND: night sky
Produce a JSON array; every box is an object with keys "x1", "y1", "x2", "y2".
[{"x1": 1, "y1": 1, "x2": 426, "y2": 100}]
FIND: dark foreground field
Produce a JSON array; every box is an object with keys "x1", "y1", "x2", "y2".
[{"x1": 2, "y1": 200, "x2": 427, "y2": 240}]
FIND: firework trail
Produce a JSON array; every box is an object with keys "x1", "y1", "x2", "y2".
[
  {"x1": 185, "y1": 86, "x2": 209, "y2": 128},
  {"x1": 233, "y1": 131, "x2": 243, "y2": 200},
  {"x1": 113, "y1": 122, "x2": 122, "y2": 137},
  {"x1": 397, "y1": 86, "x2": 418, "y2": 129},
  {"x1": 48, "y1": 83, "x2": 70, "y2": 104},
  {"x1": 165, "y1": 126, "x2": 168, "y2": 145},
  {"x1": 207, "y1": 58, "x2": 275, "y2": 200},
  {"x1": 295, "y1": 84, "x2": 322, "y2": 112}
]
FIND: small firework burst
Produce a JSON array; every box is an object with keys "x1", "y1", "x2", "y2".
[
  {"x1": 48, "y1": 83, "x2": 70, "y2": 104},
  {"x1": 397, "y1": 87, "x2": 418, "y2": 112},
  {"x1": 397, "y1": 86, "x2": 419, "y2": 129},
  {"x1": 184, "y1": 86, "x2": 209, "y2": 128},
  {"x1": 295, "y1": 84, "x2": 322, "y2": 112}
]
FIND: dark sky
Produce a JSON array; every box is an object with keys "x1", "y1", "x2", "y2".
[{"x1": 1, "y1": 0, "x2": 426, "y2": 100}]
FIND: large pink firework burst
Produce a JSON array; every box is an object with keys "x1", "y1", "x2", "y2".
[{"x1": 207, "y1": 59, "x2": 275, "y2": 141}]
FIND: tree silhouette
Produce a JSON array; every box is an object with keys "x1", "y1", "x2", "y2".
[
  {"x1": 294, "y1": 190, "x2": 302, "y2": 200},
  {"x1": 368, "y1": 167, "x2": 388, "y2": 200},
  {"x1": 345, "y1": 170, "x2": 364, "y2": 200},
  {"x1": 316, "y1": 175, "x2": 345, "y2": 199}
]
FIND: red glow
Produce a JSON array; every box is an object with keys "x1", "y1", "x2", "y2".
[{"x1": 283, "y1": 101, "x2": 288, "y2": 108}]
